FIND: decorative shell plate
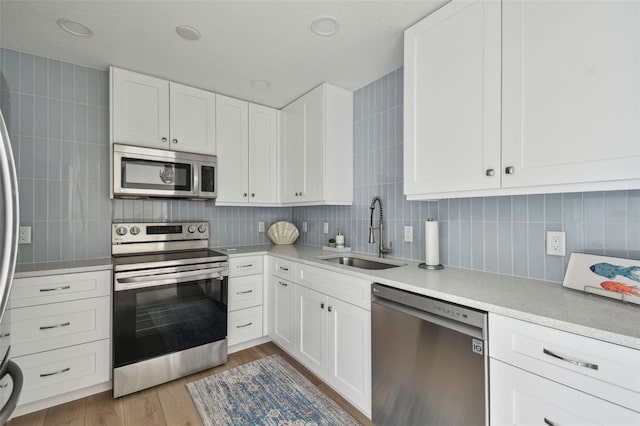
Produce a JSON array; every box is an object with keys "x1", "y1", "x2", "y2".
[{"x1": 267, "y1": 221, "x2": 300, "y2": 245}]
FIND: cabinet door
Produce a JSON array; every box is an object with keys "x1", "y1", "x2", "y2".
[
  {"x1": 502, "y1": 1, "x2": 640, "y2": 187},
  {"x1": 490, "y1": 359, "x2": 640, "y2": 426},
  {"x1": 111, "y1": 68, "x2": 170, "y2": 149},
  {"x1": 403, "y1": 0, "x2": 501, "y2": 197},
  {"x1": 295, "y1": 285, "x2": 328, "y2": 376},
  {"x1": 169, "y1": 83, "x2": 216, "y2": 155},
  {"x1": 301, "y1": 87, "x2": 324, "y2": 202},
  {"x1": 216, "y1": 95, "x2": 249, "y2": 203},
  {"x1": 270, "y1": 276, "x2": 296, "y2": 353},
  {"x1": 281, "y1": 98, "x2": 305, "y2": 203},
  {"x1": 249, "y1": 104, "x2": 278, "y2": 204},
  {"x1": 327, "y1": 297, "x2": 371, "y2": 416}
]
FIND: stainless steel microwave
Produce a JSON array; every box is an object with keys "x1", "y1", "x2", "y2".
[{"x1": 113, "y1": 144, "x2": 217, "y2": 200}]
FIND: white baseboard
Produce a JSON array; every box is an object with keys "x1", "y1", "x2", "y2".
[{"x1": 228, "y1": 336, "x2": 272, "y2": 354}]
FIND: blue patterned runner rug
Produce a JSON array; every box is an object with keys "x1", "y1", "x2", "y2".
[{"x1": 186, "y1": 354, "x2": 361, "y2": 426}]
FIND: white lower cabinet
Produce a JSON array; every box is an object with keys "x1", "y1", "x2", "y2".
[
  {"x1": 267, "y1": 257, "x2": 371, "y2": 417},
  {"x1": 227, "y1": 255, "x2": 265, "y2": 347},
  {"x1": 227, "y1": 306, "x2": 263, "y2": 346},
  {"x1": 490, "y1": 359, "x2": 639, "y2": 426},
  {"x1": 489, "y1": 313, "x2": 640, "y2": 425}
]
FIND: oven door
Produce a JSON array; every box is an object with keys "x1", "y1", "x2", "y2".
[{"x1": 113, "y1": 265, "x2": 227, "y2": 369}]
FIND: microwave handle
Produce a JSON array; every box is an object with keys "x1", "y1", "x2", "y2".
[{"x1": 115, "y1": 270, "x2": 224, "y2": 292}]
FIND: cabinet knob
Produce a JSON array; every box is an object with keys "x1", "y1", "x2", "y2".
[
  {"x1": 172, "y1": 139, "x2": 178, "y2": 144},
  {"x1": 320, "y1": 303, "x2": 325, "y2": 309},
  {"x1": 161, "y1": 137, "x2": 168, "y2": 143},
  {"x1": 485, "y1": 169, "x2": 495, "y2": 177},
  {"x1": 505, "y1": 166, "x2": 515, "y2": 175},
  {"x1": 251, "y1": 193, "x2": 255, "y2": 197},
  {"x1": 328, "y1": 306, "x2": 333, "y2": 312},
  {"x1": 243, "y1": 193, "x2": 248, "y2": 197}
]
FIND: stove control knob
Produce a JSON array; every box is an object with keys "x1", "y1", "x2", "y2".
[
  {"x1": 198, "y1": 225, "x2": 207, "y2": 233},
  {"x1": 188, "y1": 225, "x2": 196, "y2": 233},
  {"x1": 115, "y1": 226, "x2": 128, "y2": 236},
  {"x1": 130, "y1": 226, "x2": 140, "y2": 235}
]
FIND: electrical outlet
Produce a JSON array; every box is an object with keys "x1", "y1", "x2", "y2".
[
  {"x1": 19, "y1": 226, "x2": 31, "y2": 244},
  {"x1": 546, "y1": 231, "x2": 566, "y2": 256},
  {"x1": 323, "y1": 223, "x2": 329, "y2": 234},
  {"x1": 303, "y1": 222, "x2": 308, "y2": 232},
  {"x1": 403, "y1": 226, "x2": 413, "y2": 243},
  {"x1": 258, "y1": 222, "x2": 265, "y2": 233}
]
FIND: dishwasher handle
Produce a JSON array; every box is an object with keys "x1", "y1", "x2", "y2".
[{"x1": 373, "y1": 296, "x2": 485, "y2": 340}]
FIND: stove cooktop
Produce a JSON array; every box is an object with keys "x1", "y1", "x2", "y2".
[{"x1": 112, "y1": 249, "x2": 228, "y2": 272}]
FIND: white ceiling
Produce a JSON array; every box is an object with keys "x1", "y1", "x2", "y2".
[{"x1": 0, "y1": 0, "x2": 446, "y2": 108}]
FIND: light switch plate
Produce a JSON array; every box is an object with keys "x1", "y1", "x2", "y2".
[
  {"x1": 303, "y1": 222, "x2": 308, "y2": 232},
  {"x1": 403, "y1": 226, "x2": 413, "y2": 243},
  {"x1": 19, "y1": 226, "x2": 31, "y2": 244},
  {"x1": 323, "y1": 223, "x2": 329, "y2": 234},
  {"x1": 258, "y1": 222, "x2": 265, "y2": 233}
]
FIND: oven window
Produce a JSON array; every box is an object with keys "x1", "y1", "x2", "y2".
[
  {"x1": 121, "y1": 157, "x2": 192, "y2": 191},
  {"x1": 113, "y1": 277, "x2": 227, "y2": 368}
]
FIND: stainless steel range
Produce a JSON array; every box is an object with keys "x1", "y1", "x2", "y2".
[{"x1": 111, "y1": 222, "x2": 228, "y2": 398}]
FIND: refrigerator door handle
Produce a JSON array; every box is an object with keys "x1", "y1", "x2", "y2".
[
  {"x1": 0, "y1": 111, "x2": 20, "y2": 324},
  {"x1": 0, "y1": 360, "x2": 23, "y2": 424}
]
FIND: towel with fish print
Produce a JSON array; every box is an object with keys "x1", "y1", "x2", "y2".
[{"x1": 563, "y1": 253, "x2": 640, "y2": 305}]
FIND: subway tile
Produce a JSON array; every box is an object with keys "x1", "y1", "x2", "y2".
[
  {"x1": 47, "y1": 221, "x2": 61, "y2": 261},
  {"x1": 60, "y1": 141, "x2": 74, "y2": 180},
  {"x1": 34, "y1": 96, "x2": 47, "y2": 138},
  {"x1": 19, "y1": 94, "x2": 34, "y2": 136},
  {"x1": 4, "y1": 50, "x2": 19, "y2": 93},
  {"x1": 60, "y1": 62, "x2": 74, "y2": 102},
  {"x1": 527, "y1": 194, "x2": 544, "y2": 222},
  {"x1": 484, "y1": 197, "x2": 497, "y2": 222},
  {"x1": 604, "y1": 190, "x2": 627, "y2": 224},
  {"x1": 563, "y1": 193, "x2": 583, "y2": 223},
  {"x1": 33, "y1": 138, "x2": 48, "y2": 180},
  {"x1": 512, "y1": 223, "x2": 528, "y2": 277},
  {"x1": 19, "y1": 52, "x2": 34, "y2": 95},
  {"x1": 48, "y1": 59, "x2": 61, "y2": 99},
  {"x1": 395, "y1": 68, "x2": 403, "y2": 107},
  {"x1": 564, "y1": 222, "x2": 584, "y2": 260},
  {"x1": 497, "y1": 222, "x2": 513, "y2": 275},
  {"x1": 60, "y1": 222, "x2": 74, "y2": 260},
  {"x1": 7, "y1": 90, "x2": 19, "y2": 135},
  {"x1": 74, "y1": 221, "x2": 87, "y2": 259},
  {"x1": 497, "y1": 196, "x2": 512, "y2": 222},
  {"x1": 18, "y1": 243, "x2": 33, "y2": 264},
  {"x1": 34, "y1": 56, "x2": 48, "y2": 98},
  {"x1": 33, "y1": 221, "x2": 47, "y2": 262},
  {"x1": 48, "y1": 99, "x2": 61, "y2": 139},
  {"x1": 72, "y1": 181, "x2": 87, "y2": 221},
  {"x1": 527, "y1": 223, "x2": 545, "y2": 279},
  {"x1": 459, "y1": 198, "x2": 471, "y2": 221},
  {"x1": 545, "y1": 256, "x2": 564, "y2": 283},
  {"x1": 471, "y1": 198, "x2": 483, "y2": 222},
  {"x1": 439, "y1": 221, "x2": 449, "y2": 265},
  {"x1": 449, "y1": 199, "x2": 460, "y2": 221},
  {"x1": 629, "y1": 190, "x2": 640, "y2": 223},
  {"x1": 74, "y1": 143, "x2": 87, "y2": 181},
  {"x1": 60, "y1": 180, "x2": 72, "y2": 221},
  {"x1": 18, "y1": 178, "x2": 33, "y2": 222},
  {"x1": 75, "y1": 104, "x2": 88, "y2": 142},
  {"x1": 60, "y1": 101, "x2": 75, "y2": 141},
  {"x1": 512, "y1": 195, "x2": 527, "y2": 222},
  {"x1": 544, "y1": 193, "x2": 562, "y2": 223},
  {"x1": 583, "y1": 191, "x2": 604, "y2": 224},
  {"x1": 97, "y1": 70, "x2": 109, "y2": 107},
  {"x1": 19, "y1": 136, "x2": 34, "y2": 179},
  {"x1": 460, "y1": 221, "x2": 472, "y2": 268},
  {"x1": 471, "y1": 221, "x2": 484, "y2": 270},
  {"x1": 604, "y1": 223, "x2": 627, "y2": 258},
  {"x1": 48, "y1": 181, "x2": 61, "y2": 221},
  {"x1": 74, "y1": 65, "x2": 87, "y2": 104},
  {"x1": 583, "y1": 223, "x2": 605, "y2": 254}
]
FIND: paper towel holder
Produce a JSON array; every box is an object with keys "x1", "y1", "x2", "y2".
[{"x1": 419, "y1": 218, "x2": 444, "y2": 270}]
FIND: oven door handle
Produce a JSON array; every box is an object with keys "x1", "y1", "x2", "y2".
[{"x1": 115, "y1": 270, "x2": 224, "y2": 291}]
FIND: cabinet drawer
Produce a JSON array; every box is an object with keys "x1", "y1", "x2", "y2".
[
  {"x1": 298, "y1": 264, "x2": 371, "y2": 310},
  {"x1": 489, "y1": 313, "x2": 640, "y2": 411},
  {"x1": 228, "y1": 275, "x2": 263, "y2": 312},
  {"x1": 229, "y1": 256, "x2": 263, "y2": 278},
  {"x1": 0, "y1": 296, "x2": 110, "y2": 358},
  {"x1": 9, "y1": 270, "x2": 111, "y2": 309},
  {"x1": 14, "y1": 339, "x2": 110, "y2": 406},
  {"x1": 270, "y1": 257, "x2": 296, "y2": 281},
  {"x1": 490, "y1": 359, "x2": 640, "y2": 425},
  {"x1": 228, "y1": 306, "x2": 263, "y2": 346}
]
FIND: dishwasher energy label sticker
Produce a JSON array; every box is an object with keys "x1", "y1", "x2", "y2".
[{"x1": 472, "y1": 339, "x2": 484, "y2": 355}]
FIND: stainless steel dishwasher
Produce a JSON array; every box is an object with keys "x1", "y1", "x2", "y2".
[{"x1": 372, "y1": 283, "x2": 488, "y2": 426}]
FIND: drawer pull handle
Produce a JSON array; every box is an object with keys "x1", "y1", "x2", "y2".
[
  {"x1": 236, "y1": 322, "x2": 253, "y2": 328},
  {"x1": 237, "y1": 264, "x2": 254, "y2": 269},
  {"x1": 40, "y1": 322, "x2": 71, "y2": 330},
  {"x1": 40, "y1": 367, "x2": 70, "y2": 377},
  {"x1": 236, "y1": 290, "x2": 253, "y2": 295},
  {"x1": 0, "y1": 333, "x2": 10, "y2": 338},
  {"x1": 40, "y1": 285, "x2": 70, "y2": 292},
  {"x1": 279, "y1": 266, "x2": 289, "y2": 271},
  {"x1": 278, "y1": 281, "x2": 288, "y2": 287},
  {"x1": 543, "y1": 348, "x2": 598, "y2": 370},
  {"x1": 543, "y1": 418, "x2": 556, "y2": 426}
]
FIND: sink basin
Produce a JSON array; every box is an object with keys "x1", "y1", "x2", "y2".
[{"x1": 321, "y1": 256, "x2": 403, "y2": 270}]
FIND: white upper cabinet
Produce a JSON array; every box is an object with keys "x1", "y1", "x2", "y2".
[
  {"x1": 280, "y1": 83, "x2": 353, "y2": 206},
  {"x1": 501, "y1": 0, "x2": 640, "y2": 188},
  {"x1": 215, "y1": 96, "x2": 278, "y2": 205},
  {"x1": 404, "y1": 0, "x2": 501, "y2": 197},
  {"x1": 111, "y1": 67, "x2": 216, "y2": 155},
  {"x1": 404, "y1": 0, "x2": 640, "y2": 200}
]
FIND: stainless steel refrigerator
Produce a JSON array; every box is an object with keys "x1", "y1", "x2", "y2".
[{"x1": 0, "y1": 109, "x2": 23, "y2": 423}]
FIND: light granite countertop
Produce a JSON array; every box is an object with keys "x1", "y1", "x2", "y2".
[
  {"x1": 217, "y1": 244, "x2": 640, "y2": 350},
  {"x1": 14, "y1": 258, "x2": 113, "y2": 278}
]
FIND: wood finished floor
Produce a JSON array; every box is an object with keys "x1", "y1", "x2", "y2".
[{"x1": 7, "y1": 342, "x2": 373, "y2": 426}]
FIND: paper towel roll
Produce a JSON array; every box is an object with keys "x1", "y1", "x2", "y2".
[{"x1": 425, "y1": 219, "x2": 440, "y2": 266}]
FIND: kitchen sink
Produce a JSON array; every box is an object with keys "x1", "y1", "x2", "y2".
[{"x1": 320, "y1": 256, "x2": 404, "y2": 270}]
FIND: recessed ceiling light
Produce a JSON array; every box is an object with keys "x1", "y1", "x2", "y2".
[
  {"x1": 57, "y1": 18, "x2": 93, "y2": 37},
  {"x1": 250, "y1": 80, "x2": 271, "y2": 90},
  {"x1": 176, "y1": 25, "x2": 201, "y2": 41},
  {"x1": 310, "y1": 17, "x2": 340, "y2": 36}
]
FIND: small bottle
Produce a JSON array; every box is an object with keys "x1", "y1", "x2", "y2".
[{"x1": 336, "y1": 229, "x2": 345, "y2": 248}]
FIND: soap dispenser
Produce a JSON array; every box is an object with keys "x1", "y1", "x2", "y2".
[{"x1": 336, "y1": 229, "x2": 345, "y2": 248}]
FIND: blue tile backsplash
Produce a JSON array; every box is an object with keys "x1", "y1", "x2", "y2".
[
  {"x1": 292, "y1": 68, "x2": 640, "y2": 282},
  {"x1": 2, "y1": 48, "x2": 638, "y2": 282}
]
